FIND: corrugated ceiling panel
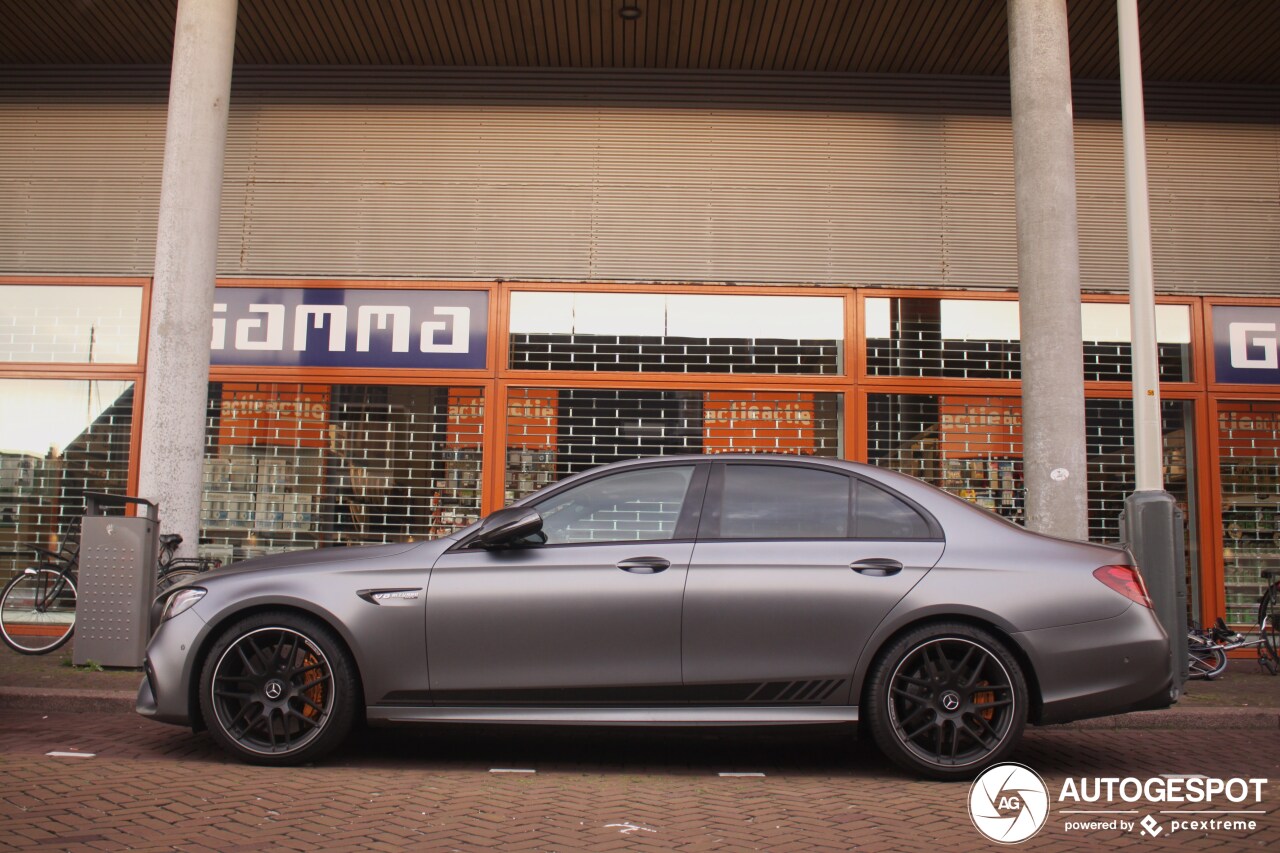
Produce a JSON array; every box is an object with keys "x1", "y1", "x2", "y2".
[
  {"x1": 218, "y1": 103, "x2": 951, "y2": 285},
  {"x1": 2, "y1": 71, "x2": 1276, "y2": 296},
  {"x1": 937, "y1": 116, "x2": 1018, "y2": 289},
  {"x1": 0, "y1": 104, "x2": 164, "y2": 273},
  {"x1": 3, "y1": 0, "x2": 1277, "y2": 87},
  {"x1": 1147, "y1": 124, "x2": 1280, "y2": 295},
  {"x1": 1073, "y1": 121, "x2": 1129, "y2": 292}
]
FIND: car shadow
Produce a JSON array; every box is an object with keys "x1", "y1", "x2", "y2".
[{"x1": 326, "y1": 721, "x2": 891, "y2": 776}]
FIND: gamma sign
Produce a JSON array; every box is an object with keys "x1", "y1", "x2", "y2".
[
  {"x1": 1213, "y1": 305, "x2": 1280, "y2": 385},
  {"x1": 210, "y1": 287, "x2": 489, "y2": 370}
]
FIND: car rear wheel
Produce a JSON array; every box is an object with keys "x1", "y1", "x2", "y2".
[
  {"x1": 199, "y1": 612, "x2": 358, "y2": 766},
  {"x1": 865, "y1": 622, "x2": 1027, "y2": 780}
]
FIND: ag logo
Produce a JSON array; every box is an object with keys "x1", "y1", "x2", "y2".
[{"x1": 969, "y1": 763, "x2": 1050, "y2": 844}]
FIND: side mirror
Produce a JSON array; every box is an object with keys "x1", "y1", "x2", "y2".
[{"x1": 472, "y1": 506, "x2": 544, "y2": 549}]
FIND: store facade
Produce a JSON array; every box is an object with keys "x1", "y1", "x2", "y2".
[
  {"x1": 3, "y1": 277, "x2": 1278, "y2": 627},
  {"x1": 1, "y1": 2, "x2": 1277, "y2": 630}
]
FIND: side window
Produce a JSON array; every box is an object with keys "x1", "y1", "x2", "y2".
[
  {"x1": 717, "y1": 464, "x2": 850, "y2": 539},
  {"x1": 856, "y1": 480, "x2": 933, "y2": 539},
  {"x1": 535, "y1": 465, "x2": 695, "y2": 545}
]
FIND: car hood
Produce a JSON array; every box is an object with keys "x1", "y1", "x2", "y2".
[{"x1": 200, "y1": 537, "x2": 457, "y2": 580}]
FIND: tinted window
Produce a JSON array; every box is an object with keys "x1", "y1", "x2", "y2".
[
  {"x1": 856, "y1": 481, "x2": 933, "y2": 539},
  {"x1": 718, "y1": 465, "x2": 850, "y2": 539},
  {"x1": 535, "y1": 466, "x2": 694, "y2": 545}
]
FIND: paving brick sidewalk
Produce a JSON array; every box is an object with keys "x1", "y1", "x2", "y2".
[
  {"x1": 0, "y1": 709, "x2": 1277, "y2": 851},
  {"x1": 2, "y1": 641, "x2": 1278, "y2": 851}
]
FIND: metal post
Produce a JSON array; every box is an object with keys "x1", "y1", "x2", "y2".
[
  {"x1": 1117, "y1": 0, "x2": 1187, "y2": 693},
  {"x1": 1118, "y1": 0, "x2": 1162, "y2": 493},
  {"x1": 137, "y1": 0, "x2": 239, "y2": 558},
  {"x1": 1007, "y1": 0, "x2": 1089, "y2": 540}
]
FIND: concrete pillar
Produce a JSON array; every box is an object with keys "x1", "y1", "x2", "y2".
[
  {"x1": 1007, "y1": 0, "x2": 1089, "y2": 539},
  {"x1": 138, "y1": 0, "x2": 238, "y2": 557}
]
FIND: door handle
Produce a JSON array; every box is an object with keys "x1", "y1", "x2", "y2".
[
  {"x1": 850, "y1": 558, "x2": 903, "y2": 577},
  {"x1": 617, "y1": 557, "x2": 671, "y2": 574}
]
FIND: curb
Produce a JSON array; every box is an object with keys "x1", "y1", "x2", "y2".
[
  {"x1": 1, "y1": 686, "x2": 1276, "y2": 729},
  {"x1": 0, "y1": 686, "x2": 137, "y2": 714},
  {"x1": 1048, "y1": 706, "x2": 1279, "y2": 731}
]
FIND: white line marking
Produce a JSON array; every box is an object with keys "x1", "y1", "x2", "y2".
[
  {"x1": 488, "y1": 768, "x2": 535, "y2": 774},
  {"x1": 718, "y1": 772, "x2": 766, "y2": 777},
  {"x1": 46, "y1": 751, "x2": 95, "y2": 759}
]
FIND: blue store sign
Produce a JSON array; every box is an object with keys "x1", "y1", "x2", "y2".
[
  {"x1": 210, "y1": 288, "x2": 488, "y2": 370},
  {"x1": 1213, "y1": 305, "x2": 1280, "y2": 385}
]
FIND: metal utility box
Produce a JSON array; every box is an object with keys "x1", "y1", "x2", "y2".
[
  {"x1": 1120, "y1": 491, "x2": 1189, "y2": 695},
  {"x1": 73, "y1": 492, "x2": 159, "y2": 668}
]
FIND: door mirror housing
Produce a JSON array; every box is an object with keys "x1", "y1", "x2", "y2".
[{"x1": 472, "y1": 506, "x2": 544, "y2": 549}]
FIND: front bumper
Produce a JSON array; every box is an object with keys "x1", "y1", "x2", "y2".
[
  {"x1": 1016, "y1": 604, "x2": 1174, "y2": 725},
  {"x1": 136, "y1": 603, "x2": 209, "y2": 727}
]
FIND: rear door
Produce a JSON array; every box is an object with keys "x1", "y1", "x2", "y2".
[{"x1": 681, "y1": 462, "x2": 944, "y2": 703}]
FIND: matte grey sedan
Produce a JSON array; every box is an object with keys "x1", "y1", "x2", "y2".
[{"x1": 138, "y1": 455, "x2": 1173, "y2": 779}]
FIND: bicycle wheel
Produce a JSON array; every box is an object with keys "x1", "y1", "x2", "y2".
[
  {"x1": 1187, "y1": 636, "x2": 1227, "y2": 680},
  {"x1": 156, "y1": 568, "x2": 202, "y2": 593},
  {"x1": 1260, "y1": 584, "x2": 1280, "y2": 676},
  {"x1": 0, "y1": 569, "x2": 77, "y2": 654}
]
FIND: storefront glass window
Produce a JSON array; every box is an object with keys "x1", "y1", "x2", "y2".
[
  {"x1": 867, "y1": 393, "x2": 1198, "y2": 612},
  {"x1": 865, "y1": 298, "x2": 1192, "y2": 382},
  {"x1": 867, "y1": 394, "x2": 1026, "y2": 522},
  {"x1": 504, "y1": 387, "x2": 843, "y2": 501},
  {"x1": 1218, "y1": 401, "x2": 1280, "y2": 625},
  {"x1": 0, "y1": 285, "x2": 142, "y2": 364},
  {"x1": 0, "y1": 379, "x2": 135, "y2": 581},
  {"x1": 200, "y1": 383, "x2": 484, "y2": 563},
  {"x1": 510, "y1": 292, "x2": 844, "y2": 374}
]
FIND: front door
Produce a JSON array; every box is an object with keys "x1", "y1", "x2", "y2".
[{"x1": 427, "y1": 462, "x2": 704, "y2": 705}]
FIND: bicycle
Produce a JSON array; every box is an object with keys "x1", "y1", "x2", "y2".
[
  {"x1": 1187, "y1": 624, "x2": 1229, "y2": 680},
  {"x1": 155, "y1": 533, "x2": 221, "y2": 592},
  {"x1": 1188, "y1": 571, "x2": 1280, "y2": 678},
  {"x1": 0, "y1": 542, "x2": 79, "y2": 655},
  {"x1": 0, "y1": 533, "x2": 220, "y2": 655}
]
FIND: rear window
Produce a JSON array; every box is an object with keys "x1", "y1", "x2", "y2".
[{"x1": 856, "y1": 480, "x2": 933, "y2": 539}]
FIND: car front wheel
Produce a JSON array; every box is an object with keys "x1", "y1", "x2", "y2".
[
  {"x1": 198, "y1": 612, "x2": 358, "y2": 766},
  {"x1": 865, "y1": 622, "x2": 1028, "y2": 780}
]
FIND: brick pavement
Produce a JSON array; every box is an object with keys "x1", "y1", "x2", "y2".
[{"x1": 0, "y1": 709, "x2": 1276, "y2": 852}]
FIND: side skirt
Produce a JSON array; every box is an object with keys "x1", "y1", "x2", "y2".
[{"x1": 366, "y1": 705, "x2": 859, "y2": 726}]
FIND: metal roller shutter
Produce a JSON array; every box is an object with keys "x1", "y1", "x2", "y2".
[{"x1": 1, "y1": 68, "x2": 1275, "y2": 295}]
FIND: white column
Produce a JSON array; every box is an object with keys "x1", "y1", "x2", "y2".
[
  {"x1": 1008, "y1": 0, "x2": 1089, "y2": 539},
  {"x1": 138, "y1": 0, "x2": 238, "y2": 557}
]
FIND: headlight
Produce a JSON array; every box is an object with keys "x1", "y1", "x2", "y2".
[{"x1": 161, "y1": 588, "x2": 207, "y2": 623}]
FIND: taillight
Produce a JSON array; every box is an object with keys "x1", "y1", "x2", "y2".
[{"x1": 1093, "y1": 565, "x2": 1153, "y2": 608}]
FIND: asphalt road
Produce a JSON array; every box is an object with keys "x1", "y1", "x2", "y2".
[{"x1": 0, "y1": 708, "x2": 1276, "y2": 851}]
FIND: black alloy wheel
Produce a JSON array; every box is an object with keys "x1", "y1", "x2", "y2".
[
  {"x1": 199, "y1": 613, "x2": 358, "y2": 765},
  {"x1": 866, "y1": 623, "x2": 1027, "y2": 780}
]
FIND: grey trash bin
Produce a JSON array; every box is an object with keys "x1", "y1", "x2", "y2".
[{"x1": 73, "y1": 492, "x2": 159, "y2": 668}]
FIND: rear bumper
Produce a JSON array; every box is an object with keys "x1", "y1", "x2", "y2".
[{"x1": 1015, "y1": 605, "x2": 1174, "y2": 725}]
